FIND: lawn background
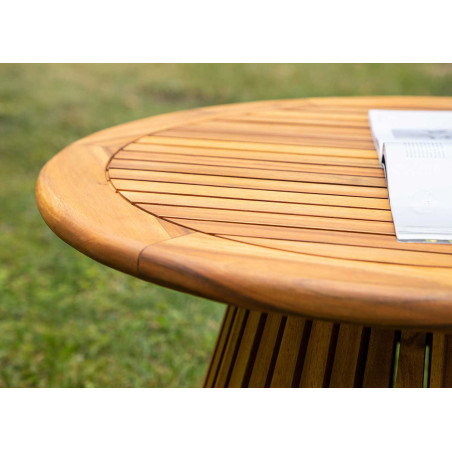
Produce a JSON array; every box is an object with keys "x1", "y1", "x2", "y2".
[{"x1": 1, "y1": 64, "x2": 452, "y2": 387}]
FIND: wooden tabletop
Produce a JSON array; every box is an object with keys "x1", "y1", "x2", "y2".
[{"x1": 36, "y1": 96, "x2": 452, "y2": 329}]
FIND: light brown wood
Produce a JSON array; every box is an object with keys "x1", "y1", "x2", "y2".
[
  {"x1": 362, "y1": 328, "x2": 397, "y2": 388},
  {"x1": 214, "y1": 307, "x2": 248, "y2": 388},
  {"x1": 156, "y1": 122, "x2": 375, "y2": 149},
  {"x1": 203, "y1": 305, "x2": 237, "y2": 387},
  {"x1": 247, "y1": 313, "x2": 284, "y2": 387},
  {"x1": 136, "y1": 136, "x2": 379, "y2": 161},
  {"x1": 122, "y1": 142, "x2": 383, "y2": 172},
  {"x1": 329, "y1": 324, "x2": 368, "y2": 387},
  {"x1": 109, "y1": 168, "x2": 388, "y2": 198},
  {"x1": 299, "y1": 320, "x2": 338, "y2": 387},
  {"x1": 429, "y1": 333, "x2": 452, "y2": 387},
  {"x1": 117, "y1": 147, "x2": 385, "y2": 177},
  {"x1": 110, "y1": 158, "x2": 386, "y2": 188},
  {"x1": 113, "y1": 179, "x2": 390, "y2": 209},
  {"x1": 270, "y1": 317, "x2": 309, "y2": 387},
  {"x1": 227, "y1": 310, "x2": 265, "y2": 388},
  {"x1": 395, "y1": 332, "x2": 428, "y2": 388},
  {"x1": 36, "y1": 96, "x2": 452, "y2": 329}
]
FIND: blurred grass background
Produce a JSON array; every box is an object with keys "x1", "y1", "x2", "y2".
[{"x1": 1, "y1": 64, "x2": 452, "y2": 387}]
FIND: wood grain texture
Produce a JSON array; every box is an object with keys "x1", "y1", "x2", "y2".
[
  {"x1": 430, "y1": 333, "x2": 452, "y2": 387},
  {"x1": 362, "y1": 328, "x2": 397, "y2": 388},
  {"x1": 206, "y1": 306, "x2": 452, "y2": 387},
  {"x1": 270, "y1": 317, "x2": 310, "y2": 387},
  {"x1": 329, "y1": 324, "x2": 368, "y2": 387},
  {"x1": 247, "y1": 313, "x2": 283, "y2": 387},
  {"x1": 395, "y1": 331, "x2": 428, "y2": 388},
  {"x1": 36, "y1": 96, "x2": 452, "y2": 329}
]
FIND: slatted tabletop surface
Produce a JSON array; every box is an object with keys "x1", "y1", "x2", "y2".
[{"x1": 36, "y1": 97, "x2": 452, "y2": 329}]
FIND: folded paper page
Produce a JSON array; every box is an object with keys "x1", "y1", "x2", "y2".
[
  {"x1": 368, "y1": 109, "x2": 452, "y2": 164},
  {"x1": 369, "y1": 109, "x2": 452, "y2": 242},
  {"x1": 383, "y1": 142, "x2": 452, "y2": 242}
]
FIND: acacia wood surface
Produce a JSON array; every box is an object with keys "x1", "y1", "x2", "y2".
[
  {"x1": 36, "y1": 97, "x2": 452, "y2": 329},
  {"x1": 206, "y1": 305, "x2": 452, "y2": 388}
]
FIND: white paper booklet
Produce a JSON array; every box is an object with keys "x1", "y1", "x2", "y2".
[
  {"x1": 368, "y1": 110, "x2": 452, "y2": 243},
  {"x1": 368, "y1": 109, "x2": 452, "y2": 163}
]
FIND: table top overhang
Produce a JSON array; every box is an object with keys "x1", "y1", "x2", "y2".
[{"x1": 36, "y1": 96, "x2": 452, "y2": 329}]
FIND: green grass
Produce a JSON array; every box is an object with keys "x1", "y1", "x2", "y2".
[{"x1": 1, "y1": 64, "x2": 452, "y2": 387}]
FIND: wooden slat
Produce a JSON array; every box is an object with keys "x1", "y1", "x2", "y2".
[
  {"x1": 270, "y1": 317, "x2": 310, "y2": 387},
  {"x1": 430, "y1": 334, "x2": 452, "y2": 387},
  {"x1": 228, "y1": 310, "x2": 265, "y2": 388},
  {"x1": 362, "y1": 329, "x2": 396, "y2": 388},
  {"x1": 158, "y1": 120, "x2": 375, "y2": 149},
  {"x1": 122, "y1": 192, "x2": 392, "y2": 222},
  {"x1": 110, "y1": 158, "x2": 386, "y2": 187},
  {"x1": 221, "y1": 114, "x2": 371, "y2": 131},
  {"x1": 247, "y1": 314, "x2": 284, "y2": 388},
  {"x1": 127, "y1": 141, "x2": 382, "y2": 169},
  {"x1": 156, "y1": 127, "x2": 375, "y2": 150},
  {"x1": 138, "y1": 204, "x2": 396, "y2": 235},
  {"x1": 169, "y1": 219, "x2": 452, "y2": 254},
  {"x1": 221, "y1": 236, "x2": 452, "y2": 268},
  {"x1": 109, "y1": 168, "x2": 388, "y2": 198},
  {"x1": 329, "y1": 324, "x2": 366, "y2": 387},
  {"x1": 395, "y1": 331, "x2": 428, "y2": 388},
  {"x1": 118, "y1": 148, "x2": 384, "y2": 177},
  {"x1": 204, "y1": 305, "x2": 236, "y2": 387},
  {"x1": 138, "y1": 135, "x2": 380, "y2": 163},
  {"x1": 249, "y1": 109, "x2": 370, "y2": 127},
  {"x1": 305, "y1": 96, "x2": 452, "y2": 109},
  {"x1": 299, "y1": 320, "x2": 338, "y2": 388},
  {"x1": 112, "y1": 179, "x2": 390, "y2": 210},
  {"x1": 214, "y1": 308, "x2": 248, "y2": 388},
  {"x1": 257, "y1": 107, "x2": 369, "y2": 118},
  {"x1": 214, "y1": 117, "x2": 374, "y2": 138}
]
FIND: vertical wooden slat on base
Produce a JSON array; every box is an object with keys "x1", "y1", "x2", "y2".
[
  {"x1": 362, "y1": 328, "x2": 397, "y2": 388},
  {"x1": 298, "y1": 320, "x2": 339, "y2": 388},
  {"x1": 214, "y1": 308, "x2": 249, "y2": 387},
  {"x1": 228, "y1": 311, "x2": 265, "y2": 387},
  {"x1": 329, "y1": 324, "x2": 367, "y2": 388},
  {"x1": 430, "y1": 333, "x2": 452, "y2": 388},
  {"x1": 204, "y1": 305, "x2": 236, "y2": 387},
  {"x1": 247, "y1": 314, "x2": 284, "y2": 388},
  {"x1": 395, "y1": 331, "x2": 427, "y2": 388},
  {"x1": 270, "y1": 317, "x2": 310, "y2": 387}
]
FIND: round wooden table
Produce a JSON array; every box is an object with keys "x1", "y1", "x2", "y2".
[{"x1": 36, "y1": 96, "x2": 452, "y2": 388}]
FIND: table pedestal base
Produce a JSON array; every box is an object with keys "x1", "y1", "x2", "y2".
[{"x1": 204, "y1": 305, "x2": 452, "y2": 388}]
